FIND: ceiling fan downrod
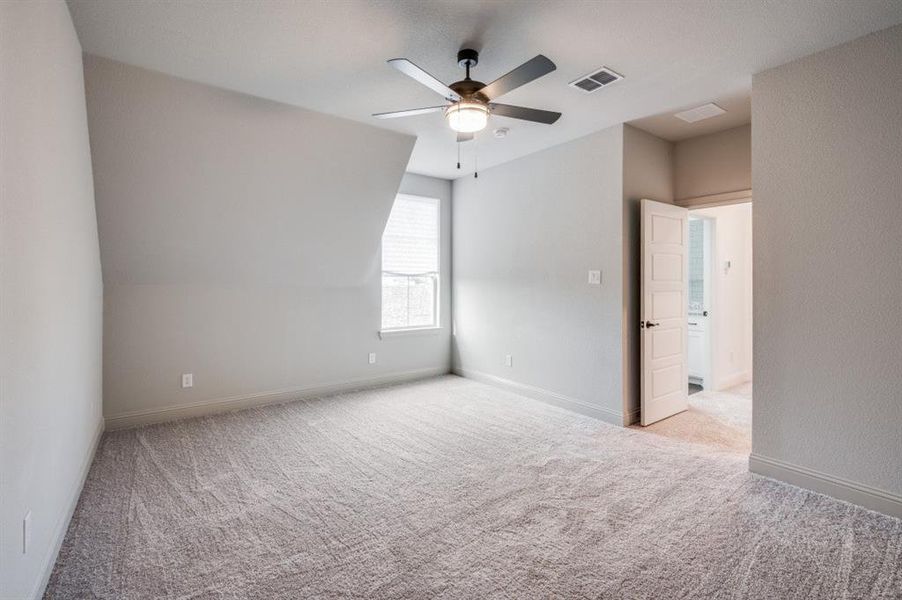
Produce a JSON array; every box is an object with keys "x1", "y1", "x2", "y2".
[{"x1": 457, "y1": 48, "x2": 479, "y2": 81}]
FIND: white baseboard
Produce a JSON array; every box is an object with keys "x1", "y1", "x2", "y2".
[
  {"x1": 454, "y1": 367, "x2": 624, "y2": 426},
  {"x1": 31, "y1": 414, "x2": 104, "y2": 600},
  {"x1": 749, "y1": 453, "x2": 902, "y2": 519},
  {"x1": 716, "y1": 370, "x2": 751, "y2": 391},
  {"x1": 105, "y1": 367, "x2": 450, "y2": 430}
]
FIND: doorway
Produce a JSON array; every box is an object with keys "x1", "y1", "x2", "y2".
[
  {"x1": 689, "y1": 203, "x2": 752, "y2": 392},
  {"x1": 638, "y1": 201, "x2": 753, "y2": 454}
]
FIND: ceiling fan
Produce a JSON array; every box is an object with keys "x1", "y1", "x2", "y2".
[{"x1": 373, "y1": 49, "x2": 562, "y2": 142}]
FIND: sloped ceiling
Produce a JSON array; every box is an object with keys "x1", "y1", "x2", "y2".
[
  {"x1": 84, "y1": 55, "x2": 414, "y2": 287},
  {"x1": 68, "y1": 0, "x2": 902, "y2": 178}
]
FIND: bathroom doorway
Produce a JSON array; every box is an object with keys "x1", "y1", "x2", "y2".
[{"x1": 638, "y1": 201, "x2": 752, "y2": 453}]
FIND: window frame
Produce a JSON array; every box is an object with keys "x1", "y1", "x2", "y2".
[{"x1": 379, "y1": 193, "x2": 442, "y2": 335}]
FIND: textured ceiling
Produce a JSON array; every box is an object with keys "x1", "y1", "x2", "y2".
[{"x1": 68, "y1": 0, "x2": 902, "y2": 179}]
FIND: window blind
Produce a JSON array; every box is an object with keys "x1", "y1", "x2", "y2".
[{"x1": 382, "y1": 195, "x2": 439, "y2": 275}]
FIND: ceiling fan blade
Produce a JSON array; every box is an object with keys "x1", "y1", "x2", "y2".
[
  {"x1": 490, "y1": 103, "x2": 561, "y2": 124},
  {"x1": 373, "y1": 106, "x2": 446, "y2": 119},
  {"x1": 479, "y1": 55, "x2": 556, "y2": 101},
  {"x1": 457, "y1": 132, "x2": 474, "y2": 142},
  {"x1": 388, "y1": 59, "x2": 460, "y2": 101}
]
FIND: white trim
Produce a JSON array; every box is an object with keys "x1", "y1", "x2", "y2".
[
  {"x1": 715, "y1": 370, "x2": 751, "y2": 391},
  {"x1": 31, "y1": 415, "x2": 104, "y2": 600},
  {"x1": 454, "y1": 367, "x2": 624, "y2": 427},
  {"x1": 676, "y1": 189, "x2": 752, "y2": 208},
  {"x1": 104, "y1": 367, "x2": 449, "y2": 430},
  {"x1": 749, "y1": 453, "x2": 902, "y2": 519},
  {"x1": 379, "y1": 326, "x2": 443, "y2": 340}
]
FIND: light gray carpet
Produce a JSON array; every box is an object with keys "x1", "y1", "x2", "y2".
[
  {"x1": 636, "y1": 381, "x2": 753, "y2": 454},
  {"x1": 46, "y1": 376, "x2": 901, "y2": 599}
]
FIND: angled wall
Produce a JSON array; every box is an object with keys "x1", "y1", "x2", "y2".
[
  {"x1": 83, "y1": 56, "x2": 444, "y2": 427},
  {"x1": 752, "y1": 23, "x2": 902, "y2": 515},
  {"x1": 0, "y1": 2, "x2": 103, "y2": 597}
]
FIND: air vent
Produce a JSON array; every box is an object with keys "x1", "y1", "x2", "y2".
[
  {"x1": 674, "y1": 103, "x2": 726, "y2": 123},
  {"x1": 569, "y1": 66, "x2": 623, "y2": 94}
]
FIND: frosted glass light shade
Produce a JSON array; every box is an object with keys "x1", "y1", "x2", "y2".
[{"x1": 445, "y1": 102, "x2": 488, "y2": 133}]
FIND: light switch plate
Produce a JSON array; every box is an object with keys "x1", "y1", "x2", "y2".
[
  {"x1": 504, "y1": 354, "x2": 513, "y2": 367},
  {"x1": 181, "y1": 373, "x2": 193, "y2": 388},
  {"x1": 588, "y1": 270, "x2": 602, "y2": 285},
  {"x1": 368, "y1": 352, "x2": 376, "y2": 364}
]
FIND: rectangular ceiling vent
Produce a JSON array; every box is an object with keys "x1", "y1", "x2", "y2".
[
  {"x1": 674, "y1": 103, "x2": 726, "y2": 123},
  {"x1": 569, "y1": 66, "x2": 623, "y2": 93}
]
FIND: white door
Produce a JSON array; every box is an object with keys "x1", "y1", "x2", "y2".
[{"x1": 641, "y1": 199, "x2": 689, "y2": 425}]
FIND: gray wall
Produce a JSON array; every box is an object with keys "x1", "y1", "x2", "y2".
[
  {"x1": 85, "y1": 56, "x2": 451, "y2": 427},
  {"x1": 674, "y1": 125, "x2": 751, "y2": 201},
  {"x1": 752, "y1": 24, "x2": 902, "y2": 500},
  {"x1": 452, "y1": 126, "x2": 627, "y2": 424},
  {"x1": 0, "y1": 2, "x2": 103, "y2": 597},
  {"x1": 622, "y1": 125, "x2": 675, "y2": 422}
]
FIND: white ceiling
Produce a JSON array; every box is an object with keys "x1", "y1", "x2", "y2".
[{"x1": 68, "y1": 0, "x2": 902, "y2": 179}]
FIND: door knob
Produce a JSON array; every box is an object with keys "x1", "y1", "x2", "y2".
[{"x1": 645, "y1": 321, "x2": 660, "y2": 328}]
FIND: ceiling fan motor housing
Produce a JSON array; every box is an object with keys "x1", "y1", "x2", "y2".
[
  {"x1": 449, "y1": 79, "x2": 488, "y2": 103},
  {"x1": 457, "y1": 48, "x2": 479, "y2": 69}
]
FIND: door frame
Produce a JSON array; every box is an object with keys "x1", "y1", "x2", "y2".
[{"x1": 675, "y1": 188, "x2": 752, "y2": 209}]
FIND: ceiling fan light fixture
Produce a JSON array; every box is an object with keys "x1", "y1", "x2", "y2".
[{"x1": 445, "y1": 102, "x2": 488, "y2": 133}]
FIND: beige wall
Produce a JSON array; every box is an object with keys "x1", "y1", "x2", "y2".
[
  {"x1": 84, "y1": 57, "x2": 453, "y2": 428},
  {"x1": 674, "y1": 124, "x2": 751, "y2": 201},
  {"x1": 752, "y1": 23, "x2": 902, "y2": 513},
  {"x1": 622, "y1": 125, "x2": 675, "y2": 422},
  {"x1": 0, "y1": 2, "x2": 104, "y2": 597}
]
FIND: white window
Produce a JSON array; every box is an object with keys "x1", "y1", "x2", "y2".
[{"x1": 381, "y1": 194, "x2": 440, "y2": 331}]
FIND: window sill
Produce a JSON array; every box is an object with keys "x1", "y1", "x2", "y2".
[{"x1": 379, "y1": 327, "x2": 443, "y2": 340}]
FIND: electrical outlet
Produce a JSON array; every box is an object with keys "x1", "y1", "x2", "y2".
[
  {"x1": 23, "y1": 511, "x2": 31, "y2": 554},
  {"x1": 504, "y1": 354, "x2": 513, "y2": 367},
  {"x1": 368, "y1": 352, "x2": 376, "y2": 365},
  {"x1": 181, "y1": 373, "x2": 193, "y2": 388},
  {"x1": 587, "y1": 270, "x2": 602, "y2": 285}
]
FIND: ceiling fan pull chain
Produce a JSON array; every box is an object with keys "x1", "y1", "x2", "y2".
[
  {"x1": 457, "y1": 138, "x2": 461, "y2": 170},
  {"x1": 474, "y1": 135, "x2": 478, "y2": 179}
]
